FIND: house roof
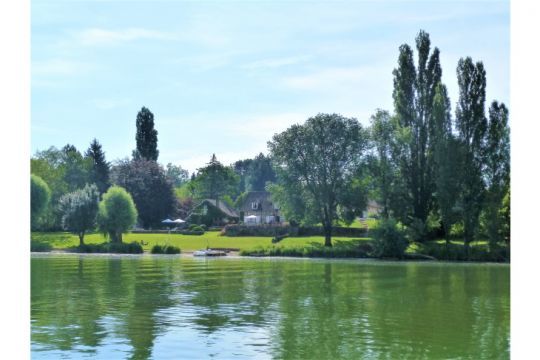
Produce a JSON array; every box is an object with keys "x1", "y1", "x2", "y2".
[
  {"x1": 238, "y1": 191, "x2": 276, "y2": 212},
  {"x1": 195, "y1": 199, "x2": 239, "y2": 218}
]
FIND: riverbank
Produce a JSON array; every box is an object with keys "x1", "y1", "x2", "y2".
[{"x1": 31, "y1": 231, "x2": 509, "y2": 262}]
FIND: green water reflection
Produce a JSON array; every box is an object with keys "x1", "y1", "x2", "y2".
[{"x1": 31, "y1": 255, "x2": 509, "y2": 359}]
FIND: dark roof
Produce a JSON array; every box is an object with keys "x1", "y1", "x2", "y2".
[
  {"x1": 195, "y1": 199, "x2": 239, "y2": 218},
  {"x1": 238, "y1": 191, "x2": 275, "y2": 212}
]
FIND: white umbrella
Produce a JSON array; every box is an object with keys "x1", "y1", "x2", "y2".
[
  {"x1": 172, "y1": 218, "x2": 185, "y2": 224},
  {"x1": 245, "y1": 215, "x2": 257, "y2": 219},
  {"x1": 161, "y1": 219, "x2": 175, "y2": 224}
]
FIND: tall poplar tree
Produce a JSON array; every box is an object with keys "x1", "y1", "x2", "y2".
[
  {"x1": 432, "y1": 83, "x2": 462, "y2": 246},
  {"x1": 455, "y1": 57, "x2": 487, "y2": 253},
  {"x1": 133, "y1": 107, "x2": 159, "y2": 161},
  {"x1": 392, "y1": 30, "x2": 442, "y2": 238},
  {"x1": 85, "y1": 138, "x2": 110, "y2": 194},
  {"x1": 484, "y1": 101, "x2": 510, "y2": 250}
]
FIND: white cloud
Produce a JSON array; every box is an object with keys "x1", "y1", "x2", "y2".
[
  {"x1": 32, "y1": 58, "x2": 94, "y2": 76},
  {"x1": 77, "y1": 27, "x2": 174, "y2": 46},
  {"x1": 282, "y1": 66, "x2": 378, "y2": 90},
  {"x1": 90, "y1": 97, "x2": 132, "y2": 110},
  {"x1": 242, "y1": 55, "x2": 312, "y2": 70}
]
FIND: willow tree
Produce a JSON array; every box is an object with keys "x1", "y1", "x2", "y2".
[
  {"x1": 268, "y1": 113, "x2": 368, "y2": 247},
  {"x1": 455, "y1": 57, "x2": 487, "y2": 253},
  {"x1": 97, "y1": 186, "x2": 138, "y2": 243},
  {"x1": 58, "y1": 184, "x2": 100, "y2": 246},
  {"x1": 392, "y1": 30, "x2": 443, "y2": 239}
]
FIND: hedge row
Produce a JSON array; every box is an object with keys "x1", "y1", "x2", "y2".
[
  {"x1": 222, "y1": 224, "x2": 367, "y2": 237},
  {"x1": 131, "y1": 230, "x2": 204, "y2": 236}
]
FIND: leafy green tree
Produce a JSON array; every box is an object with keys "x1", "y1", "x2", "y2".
[
  {"x1": 455, "y1": 56, "x2": 487, "y2": 253},
  {"x1": 371, "y1": 218, "x2": 408, "y2": 259},
  {"x1": 58, "y1": 184, "x2": 100, "y2": 246},
  {"x1": 246, "y1": 153, "x2": 277, "y2": 191},
  {"x1": 165, "y1": 163, "x2": 189, "y2": 187},
  {"x1": 133, "y1": 106, "x2": 159, "y2": 161},
  {"x1": 61, "y1": 144, "x2": 93, "y2": 192},
  {"x1": 193, "y1": 154, "x2": 239, "y2": 206},
  {"x1": 392, "y1": 30, "x2": 442, "y2": 238},
  {"x1": 367, "y1": 109, "x2": 398, "y2": 219},
  {"x1": 432, "y1": 83, "x2": 463, "y2": 246},
  {"x1": 31, "y1": 174, "x2": 51, "y2": 229},
  {"x1": 31, "y1": 145, "x2": 93, "y2": 229},
  {"x1": 268, "y1": 113, "x2": 368, "y2": 246},
  {"x1": 484, "y1": 101, "x2": 510, "y2": 250},
  {"x1": 111, "y1": 159, "x2": 176, "y2": 229},
  {"x1": 97, "y1": 186, "x2": 138, "y2": 243},
  {"x1": 85, "y1": 139, "x2": 111, "y2": 194}
]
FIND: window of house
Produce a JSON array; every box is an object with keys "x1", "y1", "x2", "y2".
[{"x1": 251, "y1": 202, "x2": 259, "y2": 210}]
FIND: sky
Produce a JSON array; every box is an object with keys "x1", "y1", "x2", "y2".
[{"x1": 31, "y1": 0, "x2": 509, "y2": 173}]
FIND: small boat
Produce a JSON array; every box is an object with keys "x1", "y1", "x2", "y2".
[{"x1": 193, "y1": 249, "x2": 227, "y2": 257}]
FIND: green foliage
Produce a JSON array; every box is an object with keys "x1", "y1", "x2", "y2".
[
  {"x1": 151, "y1": 244, "x2": 181, "y2": 254},
  {"x1": 192, "y1": 154, "x2": 239, "y2": 202},
  {"x1": 371, "y1": 218, "x2": 408, "y2": 259},
  {"x1": 484, "y1": 102, "x2": 510, "y2": 250},
  {"x1": 392, "y1": 30, "x2": 442, "y2": 232},
  {"x1": 30, "y1": 240, "x2": 52, "y2": 252},
  {"x1": 97, "y1": 186, "x2": 138, "y2": 243},
  {"x1": 455, "y1": 56, "x2": 487, "y2": 249},
  {"x1": 367, "y1": 109, "x2": 399, "y2": 219},
  {"x1": 31, "y1": 145, "x2": 93, "y2": 229},
  {"x1": 240, "y1": 240, "x2": 371, "y2": 258},
  {"x1": 268, "y1": 113, "x2": 369, "y2": 246},
  {"x1": 58, "y1": 184, "x2": 100, "y2": 245},
  {"x1": 111, "y1": 159, "x2": 176, "y2": 228},
  {"x1": 432, "y1": 83, "x2": 463, "y2": 243},
  {"x1": 133, "y1": 106, "x2": 159, "y2": 161},
  {"x1": 85, "y1": 139, "x2": 110, "y2": 194},
  {"x1": 77, "y1": 241, "x2": 143, "y2": 254},
  {"x1": 31, "y1": 174, "x2": 51, "y2": 229},
  {"x1": 188, "y1": 224, "x2": 205, "y2": 232},
  {"x1": 166, "y1": 163, "x2": 189, "y2": 187}
]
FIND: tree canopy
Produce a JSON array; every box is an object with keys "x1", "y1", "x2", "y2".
[
  {"x1": 31, "y1": 174, "x2": 51, "y2": 229},
  {"x1": 58, "y1": 184, "x2": 100, "y2": 245},
  {"x1": 97, "y1": 186, "x2": 138, "y2": 243},
  {"x1": 111, "y1": 159, "x2": 176, "y2": 229},
  {"x1": 268, "y1": 113, "x2": 368, "y2": 246},
  {"x1": 85, "y1": 139, "x2": 111, "y2": 194},
  {"x1": 133, "y1": 107, "x2": 159, "y2": 161}
]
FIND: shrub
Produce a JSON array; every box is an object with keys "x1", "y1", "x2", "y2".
[
  {"x1": 30, "y1": 240, "x2": 52, "y2": 252},
  {"x1": 199, "y1": 224, "x2": 208, "y2": 231},
  {"x1": 240, "y1": 241, "x2": 370, "y2": 258},
  {"x1": 371, "y1": 218, "x2": 408, "y2": 259},
  {"x1": 151, "y1": 244, "x2": 181, "y2": 254},
  {"x1": 76, "y1": 241, "x2": 143, "y2": 254},
  {"x1": 189, "y1": 225, "x2": 205, "y2": 232}
]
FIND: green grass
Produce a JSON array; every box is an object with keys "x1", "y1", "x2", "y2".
[{"x1": 31, "y1": 231, "x2": 371, "y2": 252}]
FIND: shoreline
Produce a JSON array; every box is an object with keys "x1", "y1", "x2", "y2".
[{"x1": 31, "y1": 251, "x2": 510, "y2": 265}]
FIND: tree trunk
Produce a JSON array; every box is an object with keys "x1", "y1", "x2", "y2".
[
  {"x1": 118, "y1": 232, "x2": 123, "y2": 244},
  {"x1": 78, "y1": 232, "x2": 85, "y2": 246},
  {"x1": 323, "y1": 207, "x2": 333, "y2": 247}
]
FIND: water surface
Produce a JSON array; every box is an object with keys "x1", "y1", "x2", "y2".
[{"x1": 31, "y1": 254, "x2": 509, "y2": 359}]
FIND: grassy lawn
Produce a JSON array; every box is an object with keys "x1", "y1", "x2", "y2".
[{"x1": 31, "y1": 231, "x2": 370, "y2": 252}]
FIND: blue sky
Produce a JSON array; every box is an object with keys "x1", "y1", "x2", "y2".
[{"x1": 31, "y1": 0, "x2": 509, "y2": 172}]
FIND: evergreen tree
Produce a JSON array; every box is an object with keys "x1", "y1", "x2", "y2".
[
  {"x1": 85, "y1": 139, "x2": 111, "y2": 194},
  {"x1": 455, "y1": 57, "x2": 487, "y2": 254},
  {"x1": 133, "y1": 107, "x2": 159, "y2": 161},
  {"x1": 392, "y1": 30, "x2": 442, "y2": 239}
]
